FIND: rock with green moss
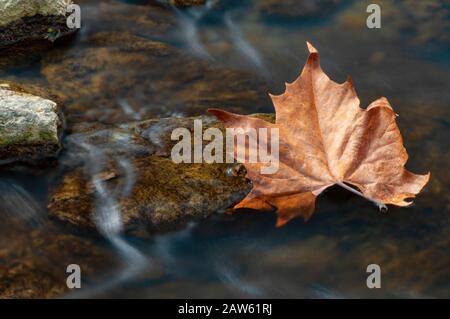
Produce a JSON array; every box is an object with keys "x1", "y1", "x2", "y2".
[
  {"x1": 48, "y1": 115, "x2": 276, "y2": 237},
  {"x1": 0, "y1": 0, "x2": 77, "y2": 47},
  {"x1": 0, "y1": 83, "x2": 63, "y2": 164}
]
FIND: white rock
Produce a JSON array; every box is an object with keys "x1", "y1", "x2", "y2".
[
  {"x1": 0, "y1": 83, "x2": 62, "y2": 163},
  {"x1": 0, "y1": 0, "x2": 72, "y2": 27}
]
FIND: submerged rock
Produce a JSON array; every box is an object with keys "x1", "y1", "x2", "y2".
[
  {"x1": 47, "y1": 115, "x2": 277, "y2": 237},
  {"x1": 41, "y1": 31, "x2": 271, "y2": 127},
  {"x1": 0, "y1": 219, "x2": 119, "y2": 298},
  {"x1": 0, "y1": 83, "x2": 63, "y2": 164},
  {"x1": 0, "y1": 0, "x2": 77, "y2": 47}
]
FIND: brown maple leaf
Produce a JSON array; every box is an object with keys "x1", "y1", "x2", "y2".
[{"x1": 209, "y1": 42, "x2": 430, "y2": 226}]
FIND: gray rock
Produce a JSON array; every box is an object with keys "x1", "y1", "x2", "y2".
[
  {"x1": 0, "y1": 83, "x2": 63, "y2": 164},
  {"x1": 0, "y1": 0, "x2": 72, "y2": 27},
  {"x1": 0, "y1": 0, "x2": 77, "y2": 47}
]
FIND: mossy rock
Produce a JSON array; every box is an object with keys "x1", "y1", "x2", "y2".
[
  {"x1": 48, "y1": 114, "x2": 275, "y2": 237},
  {"x1": 0, "y1": 83, "x2": 64, "y2": 165}
]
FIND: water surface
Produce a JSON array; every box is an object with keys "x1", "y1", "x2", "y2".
[{"x1": 0, "y1": 0, "x2": 449, "y2": 298}]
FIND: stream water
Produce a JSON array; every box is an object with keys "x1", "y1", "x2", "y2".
[{"x1": 0, "y1": 0, "x2": 449, "y2": 298}]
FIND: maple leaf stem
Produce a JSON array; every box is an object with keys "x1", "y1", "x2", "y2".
[{"x1": 336, "y1": 182, "x2": 388, "y2": 213}]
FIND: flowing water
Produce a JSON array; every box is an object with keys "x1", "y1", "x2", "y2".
[{"x1": 0, "y1": 0, "x2": 449, "y2": 298}]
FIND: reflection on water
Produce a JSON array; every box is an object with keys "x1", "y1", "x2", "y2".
[
  {"x1": 0, "y1": 0, "x2": 449, "y2": 298},
  {"x1": 173, "y1": 1, "x2": 214, "y2": 59},
  {"x1": 62, "y1": 136, "x2": 149, "y2": 298},
  {"x1": 0, "y1": 180, "x2": 45, "y2": 226},
  {"x1": 224, "y1": 12, "x2": 269, "y2": 79}
]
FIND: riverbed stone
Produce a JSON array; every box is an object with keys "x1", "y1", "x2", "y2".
[
  {"x1": 0, "y1": 0, "x2": 71, "y2": 27},
  {"x1": 0, "y1": 219, "x2": 119, "y2": 298},
  {"x1": 0, "y1": 83, "x2": 63, "y2": 165},
  {"x1": 0, "y1": 0, "x2": 77, "y2": 47},
  {"x1": 41, "y1": 31, "x2": 271, "y2": 128},
  {"x1": 47, "y1": 115, "x2": 278, "y2": 237}
]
